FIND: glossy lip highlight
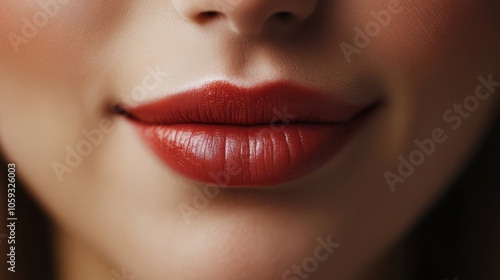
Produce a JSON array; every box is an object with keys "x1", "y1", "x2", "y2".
[{"x1": 122, "y1": 81, "x2": 377, "y2": 187}]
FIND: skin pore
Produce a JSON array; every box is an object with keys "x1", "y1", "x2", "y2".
[{"x1": 0, "y1": 1, "x2": 499, "y2": 279}]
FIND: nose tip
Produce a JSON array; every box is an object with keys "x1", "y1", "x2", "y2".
[{"x1": 173, "y1": 0, "x2": 318, "y2": 35}]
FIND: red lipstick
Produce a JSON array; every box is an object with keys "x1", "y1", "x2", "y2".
[{"x1": 124, "y1": 82, "x2": 374, "y2": 187}]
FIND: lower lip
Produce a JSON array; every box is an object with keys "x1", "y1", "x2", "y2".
[{"x1": 131, "y1": 115, "x2": 369, "y2": 187}]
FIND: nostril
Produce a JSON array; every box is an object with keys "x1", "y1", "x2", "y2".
[
  {"x1": 202, "y1": 11, "x2": 220, "y2": 18},
  {"x1": 274, "y1": 12, "x2": 296, "y2": 21},
  {"x1": 196, "y1": 11, "x2": 222, "y2": 23},
  {"x1": 172, "y1": 0, "x2": 318, "y2": 34}
]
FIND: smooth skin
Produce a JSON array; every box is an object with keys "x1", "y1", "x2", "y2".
[{"x1": 0, "y1": 0, "x2": 499, "y2": 279}]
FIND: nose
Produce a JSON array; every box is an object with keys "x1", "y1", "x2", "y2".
[{"x1": 172, "y1": 0, "x2": 318, "y2": 35}]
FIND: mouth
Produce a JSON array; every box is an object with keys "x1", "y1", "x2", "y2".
[{"x1": 118, "y1": 81, "x2": 379, "y2": 187}]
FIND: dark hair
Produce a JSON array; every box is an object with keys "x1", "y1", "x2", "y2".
[
  {"x1": 0, "y1": 159, "x2": 55, "y2": 280},
  {"x1": 1, "y1": 110, "x2": 499, "y2": 280},
  {"x1": 408, "y1": 108, "x2": 500, "y2": 279}
]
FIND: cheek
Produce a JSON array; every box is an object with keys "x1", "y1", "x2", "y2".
[
  {"x1": 365, "y1": 0, "x2": 494, "y2": 68},
  {"x1": 0, "y1": 1, "x2": 128, "y2": 74}
]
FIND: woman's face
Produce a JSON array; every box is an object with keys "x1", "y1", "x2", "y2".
[{"x1": 1, "y1": 0, "x2": 499, "y2": 279}]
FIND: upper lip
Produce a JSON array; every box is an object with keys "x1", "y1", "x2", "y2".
[
  {"x1": 120, "y1": 80, "x2": 380, "y2": 186},
  {"x1": 121, "y1": 81, "x2": 370, "y2": 125}
]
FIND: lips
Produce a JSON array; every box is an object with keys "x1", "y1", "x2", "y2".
[{"x1": 123, "y1": 81, "x2": 375, "y2": 187}]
